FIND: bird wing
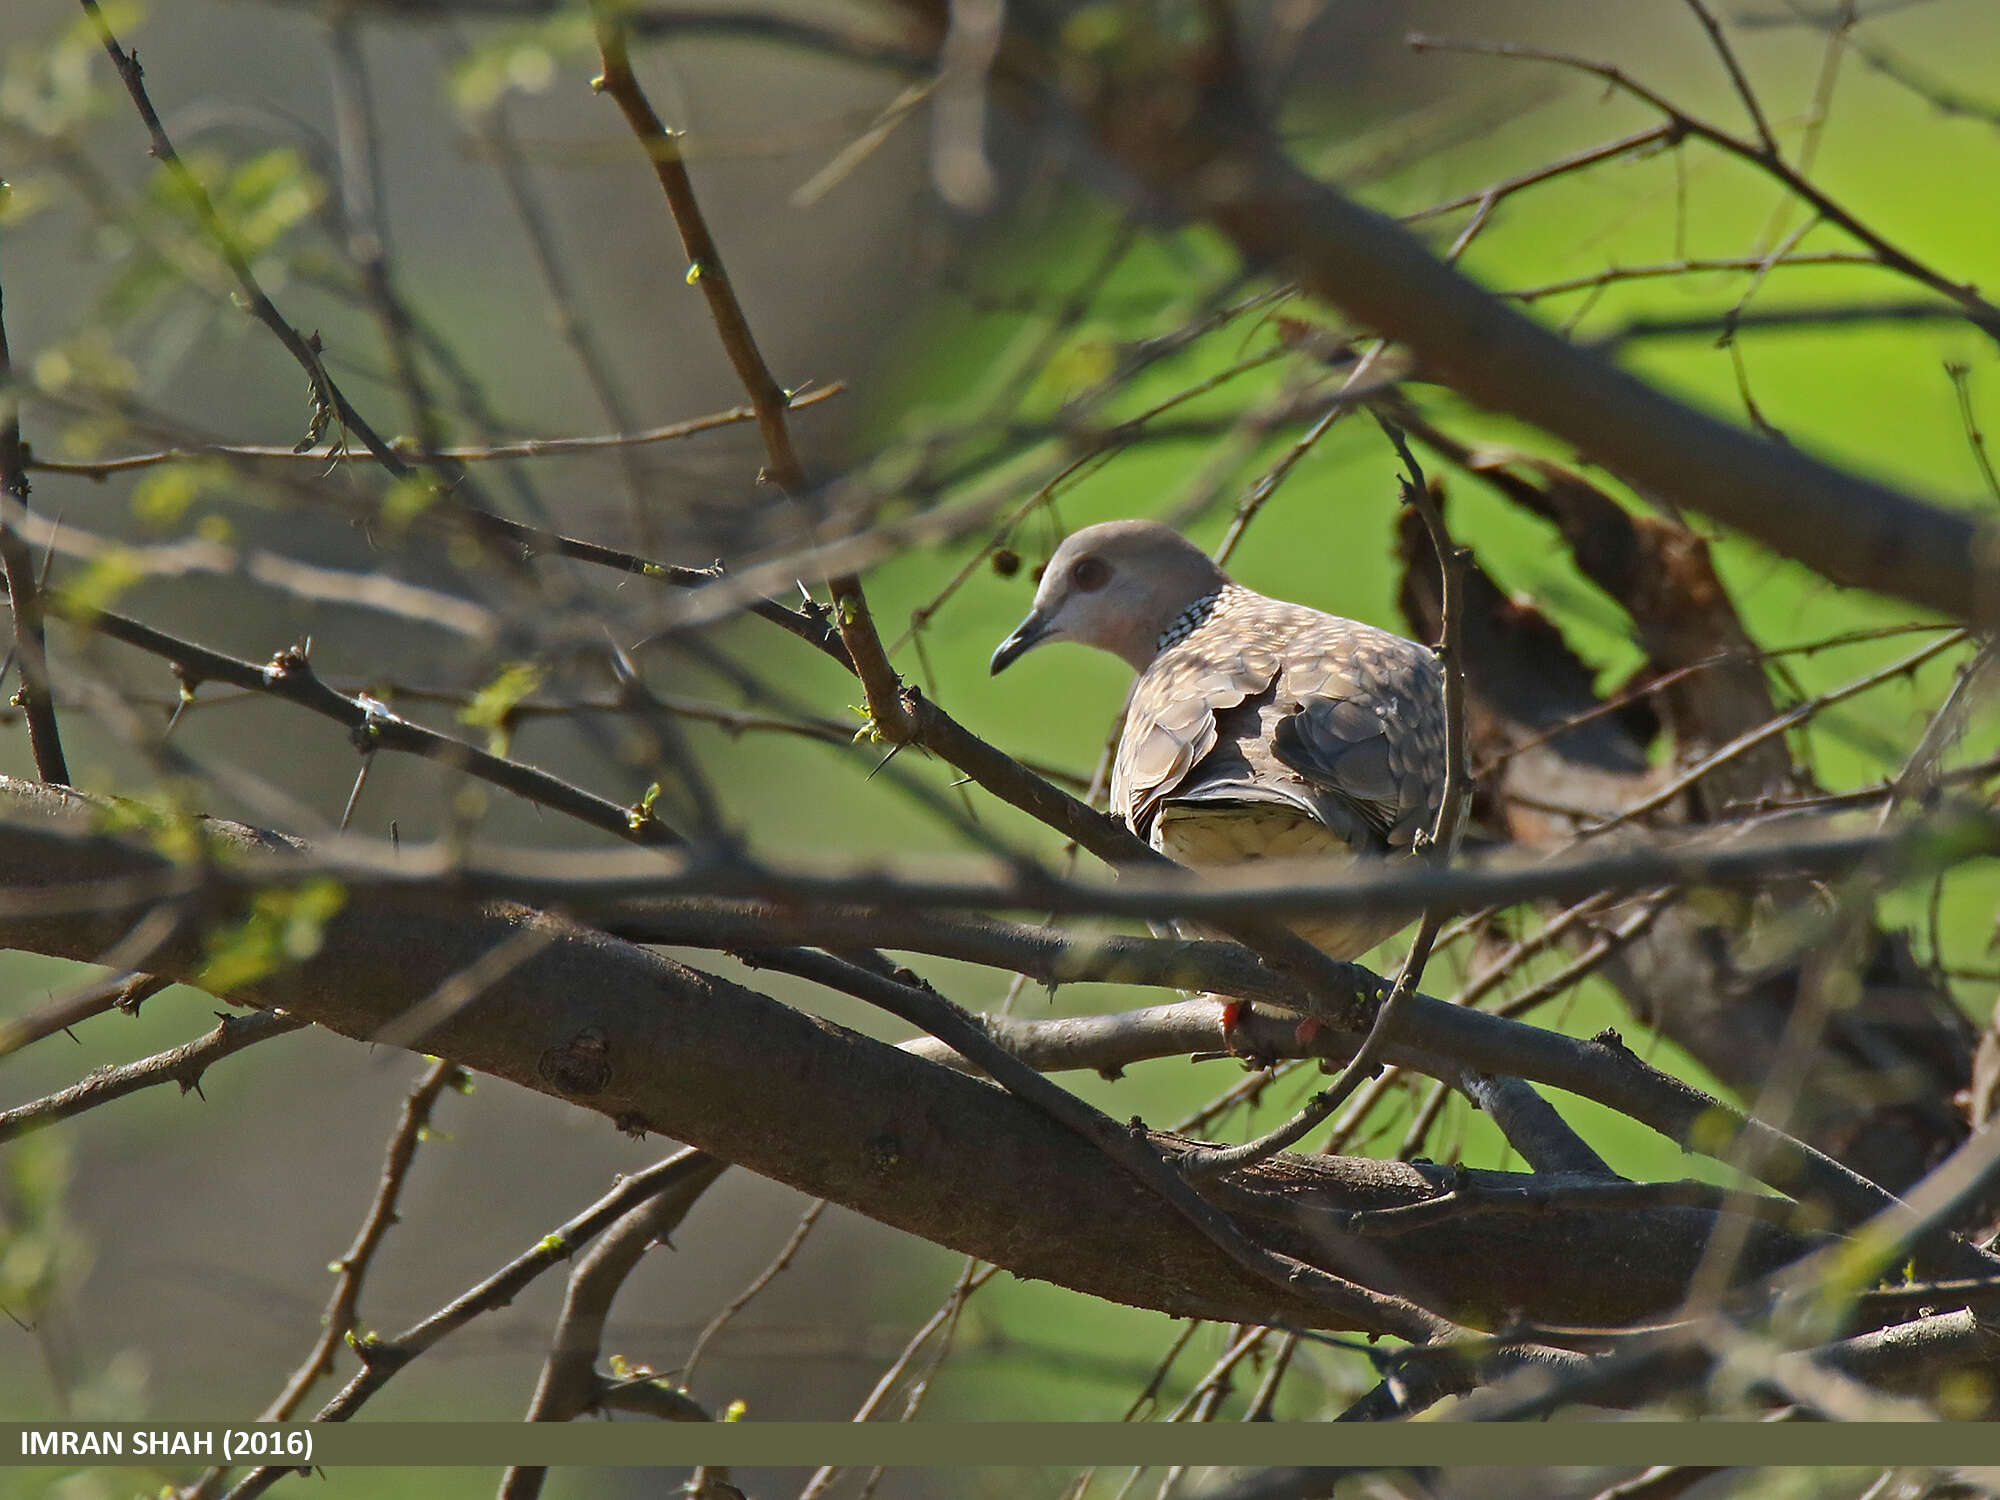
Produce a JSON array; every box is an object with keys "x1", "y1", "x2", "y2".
[
  {"x1": 1112, "y1": 637, "x2": 1283, "y2": 840},
  {"x1": 1267, "y1": 619, "x2": 1448, "y2": 850}
]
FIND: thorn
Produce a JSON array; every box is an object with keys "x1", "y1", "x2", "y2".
[{"x1": 340, "y1": 756, "x2": 374, "y2": 832}]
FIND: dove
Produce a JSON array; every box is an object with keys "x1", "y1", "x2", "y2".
[{"x1": 991, "y1": 519, "x2": 1450, "y2": 997}]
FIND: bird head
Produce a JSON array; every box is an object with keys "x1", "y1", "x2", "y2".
[{"x1": 990, "y1": 520, "x2": 1228, "y2": 675}]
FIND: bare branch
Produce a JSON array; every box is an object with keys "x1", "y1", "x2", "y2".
[
  {"x1": 588, "y1": 2, "x2": 906, "y2": 736},
  {"x1": 1682, "y1": 0, "x2": 1784, "y2": 158},
  {"x1": 0, "y1": 1010, "x2": 305, "y2": 1146},
  {"x1": 21, "y1": 385, "x2": 843, "y2": 476},
  {"x1": 0, "y1": 275, "x2": 69, "y2": 784},
  {"x1": 221, "y1": 1150, "x2": 727, "y2": 1500},
  {"x1": 260, "y1": 1059, "x2": 466, "y2": 1420}
]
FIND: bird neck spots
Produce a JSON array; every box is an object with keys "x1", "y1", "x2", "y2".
[{"x1": 1154, "y1": 586, "x2": 1237, "y2": 653}]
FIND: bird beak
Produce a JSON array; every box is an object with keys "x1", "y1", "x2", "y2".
[{"x1": 990, "y1": 607, "x2": 1053, "y2": 676}]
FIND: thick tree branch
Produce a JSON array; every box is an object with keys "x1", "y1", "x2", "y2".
[
  {"x1": 0, "y1": 777, "x2": 1838, "y2": 1329},
  {"x1": 2, "y1": 773, "x2": 1987, "y2": 1259}
]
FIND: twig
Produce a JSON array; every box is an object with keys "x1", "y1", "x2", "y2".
[
  {"x1": 1716, "y1": 213, "x2": 1823, "y2": 347},
  {"x1": 681, "y1": 1200, "x2": 828, "y2": 1391},
  {"x1": 1400, "y1": 124, "x2": 1681, "y2": 224},
  {"x1": 467, "y1": 60, "x2": 654, "y2": 546},
  {"x1": 0, "y1": 495, "x2": 499, "y2": 642},
  {"x1": 325, "y1": 11, "x2": 446, "y2": 459},
  {"x1": 0, "y1": 967, "x2": 166, "y2": 1059},
  {"x1": 896, "y1": 341, "x2": 1295, "y2": 647},
  {"x1": 1204, "y1": 387, "x2": 1355, "y2": 557},
  {"x1": 886, "y1": 1254, "x2": 983, "y2": 1429},
  {"x1": 77, "y1": 0, "x2": 408, "y2": 468},
  {"x1": 1682, "y1": 0, "x2": 1782, "y2": 158},
  {"x1": 1405, "y1": 33, "x2": 2000, "y2": 341},
  {"x1": 260, "y1": 1059, "x2": 465, "y2": 1421},
  {"x1": 1843, "y1": 21, "x2": 2000, "y2": 131},
  {"x1": 220, "y1": 1151, "x2": 728, "y2": 1500},
  {"x1": 62, "y1": 603, "x2": 686, "y2": 849},
  {"x1": 1586, "y1": 1468, "x2": 1729, "y2": 1500},
  {"x1": 1602, "y1": 297, "x2": 1977, "y2": 345},
  {"x1": 613, "y1": 7, "x2": 932, "y2": 72},
  {"x1": 20, "y1": 373, "x2": 852, "y2": 672},
  {"x1": 796, "y1": 1262, "x2": 1000, "y2": 1500},
  {"x1": 1755, "y1": 0, "x2": 1854, "y2": 251},
  {"x1": 1586, "y1": 628, "x2": 1967, "y2": 835},
  {"x1": 1488, "y1": 896, "x2": 1671, "y2": 1021},
  {"x1": 0, "y1": 273, "x2": 69, "y2": 784},
  {"x1": 23, "y1": 385, "x2": 843, "y2": 476},
  {"x1": 1455, "y1": 1071, "x2": 1612, "y2": 1178},
  {"x1": 588, "y1": 3, "x2": 907, "y2": 736},
  {"x1": 0, "y1": 1010, "x2": 305, "y2": 1146},
  {"x1": 498, "y1": 1182, "x2": 717, "y2": 1499},
  {"x1": 1503, "y1": 251, "x2": 1874, "y2": 303},
  {"x1": 1327, "y1": 1175, "x2": 1796, "y2": 1238},
  {"x1": 1123, "y1": 1319, "x2": 1205, "y2": 1422},
  {"x1": 1947, "y1": 362, "x2": 2000, "y2": 506},
  {"x1": 1160, "y1": 1324, "x2": 1269, "y2": 1424},
  {"x1": 1242, "y1": 1329, "x2": 1299, "y2": 1421},
  {"x1": 1469, "y1": 623, "x2": 1957, "y2": 779},
  {"x1": 0, "y1": 903, "x2": 180, "y2": 1058}
]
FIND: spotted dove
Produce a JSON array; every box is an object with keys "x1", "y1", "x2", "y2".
[{"x1": 990, "y1": 519, "x2": 1451, "y2": 961}]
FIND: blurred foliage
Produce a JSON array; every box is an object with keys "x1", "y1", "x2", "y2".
[
  {"x1": 195, "y1": 877, "x2": 347, "y2": 996},
  {"x1": 449, "y1": 13, "x2": 597, "y2": 116},
  {"x1": 0, "y1": 1133, "x2": 87, "y2": 1329}
]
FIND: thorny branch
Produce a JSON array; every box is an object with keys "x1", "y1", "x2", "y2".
[{"x1": 184, "y1": 1058, "x2": 470, "y2": 1499}]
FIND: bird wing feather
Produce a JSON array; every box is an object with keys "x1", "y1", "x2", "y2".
[
  {"x1": 1112, "y1": 642, "x2": 1280, "y2": 838},
  {"x1": 1269, "y1": 624, "x2": 1447, "y2": 848},
  {"x1": 1115, "y1": 598, "x2": 1446, "y2": 854}
]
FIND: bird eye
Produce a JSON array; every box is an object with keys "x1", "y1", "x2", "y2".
[{"x1": 1071, "y1": 555, "x2": 1110, "y2": 592}]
